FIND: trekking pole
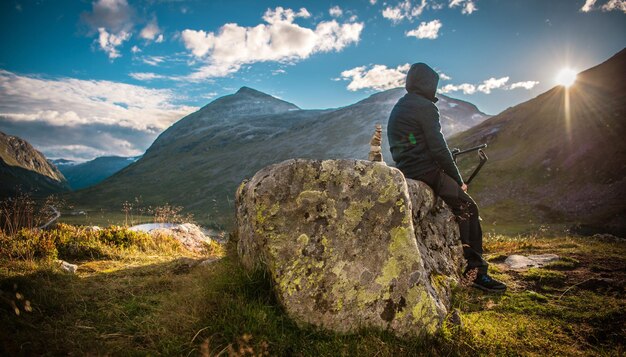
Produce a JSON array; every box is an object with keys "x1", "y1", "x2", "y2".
[
  {"x1": 451, "y1": 144, "x2": 488, "y2": 184},
  {"x1": 464, "y1": 149, "x2": 487, "y2": 184}
]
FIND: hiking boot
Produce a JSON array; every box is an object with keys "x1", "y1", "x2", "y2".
[{"x1": 472, "y1": 274, "x2": 507, "y2": 292}]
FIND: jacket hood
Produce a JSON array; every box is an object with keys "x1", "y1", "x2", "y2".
[{"x1": 405, "y1": 63, "x2": 439, "y2": 103}]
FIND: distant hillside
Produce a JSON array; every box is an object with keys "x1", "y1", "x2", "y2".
[
  {"x1": 54, "y1": 156, "x2": 140, "y2": 190},
  {"x1": 73, "y1": 86, "x2": 489, "y2": 228},
  {"x1": 449, "y1": 48, "x2": 626, "y2": 235},
  {"x1": 0, "y1": 131, "x2": 69, "y2": 198}
]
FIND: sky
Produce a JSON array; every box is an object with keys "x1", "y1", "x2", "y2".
[{"x1": 0, "y1": 0, "x2": 624, "y2": 161}]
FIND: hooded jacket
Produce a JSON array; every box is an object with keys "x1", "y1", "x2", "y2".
[{"x1": 387, "y1": 63, "x2": 464, "y2": 185}]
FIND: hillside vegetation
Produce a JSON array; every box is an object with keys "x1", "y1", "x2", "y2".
[
  {"x1": 1, "y1": 224, "x2": 624, "y2": 356},
  {"x1": 450, "y1": 49, "x2": 626, "y2": 236}
]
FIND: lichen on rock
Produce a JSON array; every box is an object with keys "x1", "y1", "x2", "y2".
[{"x1": 235, "y1": 159, "x2": 463, "y2": 337}]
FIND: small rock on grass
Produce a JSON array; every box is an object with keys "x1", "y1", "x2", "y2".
[
  {"x1": 504, "y1": 254, "x2": 560, "y2": 270},
  {"x1": 198, "y1": 257, "x2": 221, "y2": 266},
  {"x1": 57, "y1": 260, "x2": 78, "y2": 274}
]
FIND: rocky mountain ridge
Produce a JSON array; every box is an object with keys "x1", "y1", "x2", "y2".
[{"x1": 0, "y1": 131, "x2": 69, "y2": 197}]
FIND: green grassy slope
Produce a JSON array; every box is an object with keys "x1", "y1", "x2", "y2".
[{"x1": 449, "y1": 48, "x2": 626, "y2": 235}]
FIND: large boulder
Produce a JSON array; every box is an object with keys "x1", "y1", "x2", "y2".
[{"x1": 235, "y1": 159, "x2": 463, "y2": 337}]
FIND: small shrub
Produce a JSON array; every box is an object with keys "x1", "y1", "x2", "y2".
[
  {"x1": 0, "y1": 193, "x2": 68, "y2": 235},
  {"x1": 1, "y1": 224, "x2": 188, "y2": 262},
  {"x1": 137, "y1": 230, "x2": 186, "y2": 255},
  {"x1": 0, "y1": 229, "x2": 57, "y2": 260},
  {"x1": 99, "y1": 225, "x2": 147, "y2": 249},
  {"x1": 150, "y1": 203, "x2": 194, "y2": 224},
  {"x1": 204, "y1": 240, "x2": 226, "y2": 257},
  {"x1": 53, "y1": 224, "x2": 112, "y2": 260}
]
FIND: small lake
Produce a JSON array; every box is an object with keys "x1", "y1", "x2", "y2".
[{"x1": 128, "y1": 223, "x2": 179, "y2": 232}]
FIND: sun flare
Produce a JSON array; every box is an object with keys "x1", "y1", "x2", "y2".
[{"x1": 556, "y1": 68, "x2": 577, "y2": 87}]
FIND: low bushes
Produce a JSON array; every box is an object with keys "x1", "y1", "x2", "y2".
[{"x1": 0, "y1": 223, "x2": 186, "y2": 261}]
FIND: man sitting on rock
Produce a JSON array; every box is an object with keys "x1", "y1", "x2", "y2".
[{"x1": 387, "y1": 62, "x2": 506, "y2": 292}]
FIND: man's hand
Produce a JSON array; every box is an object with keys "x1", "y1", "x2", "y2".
[{"x1": 461, "y1": 183, "x2": 468, "y2": 192}]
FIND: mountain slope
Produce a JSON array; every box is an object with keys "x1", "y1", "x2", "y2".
[
  {"x1": 55, "y1": 156, "x2": 141, "y2": 190},
  {"x1": 449, "y1": 48, "x2": 626, "y2": 235},
  {"x1": 0, "y1": 131, "x2": 70, "y2": 197},
  {"x1": 73, "y1": 87, "x2": 489, "y2": 228}
]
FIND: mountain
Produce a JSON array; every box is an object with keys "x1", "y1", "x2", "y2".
[
  {"x1": 73, "y1": 86, "x2": 489, "y2": 228},
  {"x1": 54, "y1": 156, "x2": 141, "y2": 190},
  {"x1": 449, "y1": 48, "x2": 626, "y2": 235},
  {"x1": 0, "y1": 131, "x2": 70, "y2": 198}
]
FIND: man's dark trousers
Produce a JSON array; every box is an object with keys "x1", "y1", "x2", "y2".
[{"x1": 418, "y1": 169, "x2": 489, "y2": 275}]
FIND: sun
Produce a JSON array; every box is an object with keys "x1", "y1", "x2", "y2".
[{"x1": 556, "y1": 68, "x2": 577, "y2": 87}]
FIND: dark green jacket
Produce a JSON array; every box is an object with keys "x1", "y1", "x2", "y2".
[{"x1": 387, "y1": 63, "x2": 464, "y2": 185}]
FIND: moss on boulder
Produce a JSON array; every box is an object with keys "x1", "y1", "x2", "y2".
[{"x1": 235, "y1": 159, "x2": 463, "y2": 337}]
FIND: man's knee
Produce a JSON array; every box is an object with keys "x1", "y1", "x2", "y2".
[{"x1": 455, "y1": 198, "x2": 479, "y2": 221}]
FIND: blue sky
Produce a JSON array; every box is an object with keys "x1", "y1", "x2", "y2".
[{"x1": 0, "y1": 0, "x2": 624, "y2": 160}]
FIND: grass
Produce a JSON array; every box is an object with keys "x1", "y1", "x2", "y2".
[
  {"x1": 1, "y1": 226, "x2": 625, "y2": 356},
  {"x1": 58, "y1": 211, "x2": 155, "y2": 228}
]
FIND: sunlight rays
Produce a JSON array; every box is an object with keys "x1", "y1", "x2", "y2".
[{"x1": 556, "y1": 68, "x2": 577, "y2": 88}]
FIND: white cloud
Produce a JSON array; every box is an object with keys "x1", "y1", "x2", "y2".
[
  {"x1": 449, "y1": 0, "x2": 477, "y2": 14},
  {"x1": 82, "y1": 0, "x2": 136, "y2": 59},
  {"x1": 439, "y1": 83, "x2": 476, "y2": 94},
  {"x1": 477, "y1": 76, "x2": 509, "y2": 94},
  {"x1": 382, "y1": 0, "x2": 428, "y2": 23},
  {"x1": 509, "y1": 81, "x2": 539, "y2": 90},
  {"x1": 0, "y1": 70, "x2": 197, "y2": 159},
  {"x1": 439, "y1": 76, "x2": 538, "y2": 94},
  {"x1": 81, "y1": 0, "x2": 134, "y2": 33},
  {"x1": 97, "y1": 28, "x2": 131, "y2": 59},
  {"x1": 142, "y1": 56, "x2": 165, "y2": 66},
  {"x1": 0, "y1": 70, "x2": 195, "y2": 130},
  {"x1": 339, "y1": 63, "x2": 411, "y2": 91},
  {"x1": 43, "y1": 145, "x2": 114, "y2": 162},
  {"x1": 329, "y1": 6, "x2": 343, "y2": 17},
  {"x1": 180, "y1": 7, "x2": 364, "y2": 80},
  {"x1": 129, "y1": 72, "x2": 166, "y2": 81},
  {"x1": 438, "y1": 71, "x2": 451, "y2": 80},
  {"x1": 581, "y1": 0, "x2": 626, "y2": 12},
  {"x1": 184, "y1": 63, "x2": 242, "y2": 80},
  {"x1": 370, "y1": 0, "x2": 377, "y2": 4},
  {"x1": 602, "y1": 0, "x2": 626, "y2": 12},
  {"x1": 262, "y1": 7, "x2": 311, "y2": 23},
  {"x1": 462, "y1": 1, "x2": 477, "y2": 14},
  {"x1": 140, "y1": 18, "x2": 162, "y2": 42},
  {"x1": 131, "y1": 45, "x2": 141, "y2": 53},
  {"x1": 582, "y1": 0, "x2": 597, "y2": 11},
  {"x1": 156, "y1": 34, "x2": 164, "y2": 43},
  {"x1": 431, "y1": 2, "x2": 444, "y2": 10},
  {"x1": 406, "y1": 19, "x2": 442, "y2": 39}
]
